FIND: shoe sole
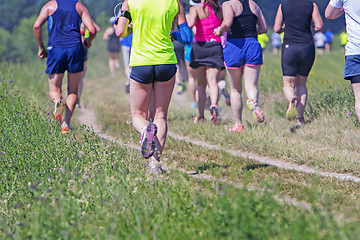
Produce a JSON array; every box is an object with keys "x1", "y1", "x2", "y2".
[
  {"x1": 146, "y1": 164, "x2": 163, "y2": 174},
  {"x1": 247, "y1": 99, "x2": 265, "y2": 123},
  {"x1": 286, "y1": 103, "x2": 297, "y2": 121},
  {"x1": 141, "y1": 123, "x2": 157, "y2": 159}
]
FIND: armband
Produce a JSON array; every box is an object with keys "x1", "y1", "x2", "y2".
[
  {"x1": 38, "y1": 48, "x2": 45, "y2": 52},
  {"x1": 115, "y1": 10, "x2": 132, "y2": 25}
]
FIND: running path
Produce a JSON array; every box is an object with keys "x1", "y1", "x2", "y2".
[
  {"x1": 76, "y1": 106, "x2": 312, "y2": 210},
  {"x1": 77, "y1": 106, "x2": 360, "y2": 184}
]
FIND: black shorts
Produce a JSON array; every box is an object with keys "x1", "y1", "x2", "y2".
[
  {"x1": 129, "y1": 64, "x2": 177, "y2": 84},
  {"x1": 190, "y1": 41, "x2": 224, "y2": 69},
  {"x1": 281, "y1": 43, "x2": 315, "y2": 77}
]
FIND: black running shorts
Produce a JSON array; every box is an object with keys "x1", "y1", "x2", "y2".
[{"x1": 281, "y1": 43, "x2": 315, "y2": 77}]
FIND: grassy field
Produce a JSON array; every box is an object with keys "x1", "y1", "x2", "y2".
[{"x1": 1, "y1": 37, "x2": 360, "y2": 239}]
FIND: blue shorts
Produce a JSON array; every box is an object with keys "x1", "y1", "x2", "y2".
[
  {"x1": 184, "y1": 44, "x2": 192, "y2": 63},
  {"x1": 129, "y1": 64, "x2": 177, "y2": 84},
  {"x1": 224, "y1": 38, "x2": 263, "y2": 68},
  {"x1": 344, "y1": 55, "x2": 360, "y2": 80},
  {"x1": 45, "y1": 44, "x2": 85, "y2": 74}
]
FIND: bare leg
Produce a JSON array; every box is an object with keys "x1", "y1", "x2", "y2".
[
  {"x1": 243, "y1": 65, "x2": 261, "y2": 102},
  {"x1": 206, "y1": 67, "x2": 220, "y2": 106},
  {"x1": 63, "y1": 72, "x2": 82, "y2": 125},
  {"x1": 195, "y1": 66, "x2": 207, "y2": 117},
  {"x1": 352, "y1": 83, "x2": 360, "y2": 122},
  {"x1": 48, "y1": 73, "x2": 64, "y2": 103},
  {"x1": 78, "y1": 60, "x2": 87, "y2": 107},
  {"x1": 151, "y1": 77, "x2": 176, "y2": 161},
  {"x1": 186, "y1": 61, "x2": 197, "y2": 105},
  {"x1": 283, "y1": 75, "x2": 297, "y2": 102},
  {"x1": 294, "y1": 75, "x2": 308, "y2": 118},
  {"x1": 227, "y1": 68, "x2": 244, "y2": 125}
]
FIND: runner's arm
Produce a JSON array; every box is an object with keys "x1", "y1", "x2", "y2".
[
  {"x1": 254, "y1": 2, "x2": 267, "y2": 34},
  {"x1": 76, "y1": 2, "x2": 96, "y2": 47},
  {"x1": 33, "y1": 2, "x2": 52, "y2": 58},
  {"x1": 172, "y1": 0, "x2": 192, "y2": 44},
  {"x1": 214, "y1": 2, "x2": 233, "y2": 36},
  {"x1": 312, "y1": 3, "x2": 323, "y2": 32},
  {"x1": 325, "y1": 4, "x2": 344, "y2": 19},
  {"x1": 273, "y1": 5, "x2": 284, "y2": 33}
]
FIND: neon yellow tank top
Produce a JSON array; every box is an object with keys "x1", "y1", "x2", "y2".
[{"x1": 128, "y1": 0, "x2": 178, "y2": 66}]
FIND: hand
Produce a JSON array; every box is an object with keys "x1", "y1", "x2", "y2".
[
  {"x1": 84, "y1": 38, "x2": 92, "y2": 48},
  {"x1": 214, "y1": 27, "x2": 223, "y2": 36},
  {"x1": 38, "y1": 49, "x2": 47, "y2": 59}
]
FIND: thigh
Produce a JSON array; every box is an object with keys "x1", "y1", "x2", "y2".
[
  {"x1": 130, "y1": 79, "x2": 153, "y2": 117},
  {"x1": 153, "y1": 76, "x2": 176, "y2": 118},
  {"x1": 243, "y1": 65, "x2": 261, "y2": 86},
  {"x1": 226, "y1": 68, "x2": 243, "y2": 91},
  {"x1": 48, "y1": 73, "x2": 64, "y2": 90}
]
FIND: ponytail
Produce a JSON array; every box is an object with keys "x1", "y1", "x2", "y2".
[{"x1": 205, "y1": 0, "x2": 220, "y2": 11}]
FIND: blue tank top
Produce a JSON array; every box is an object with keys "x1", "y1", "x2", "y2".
[
  {"x1": 227, "y1": 0, "x2": 258, "y2": 39},
  {"x1": 48, "y1": 0, "x2": 82, "y2": 48},
  {"x1": 281, "y1": 0, "x2": 314, "y2": 44}
]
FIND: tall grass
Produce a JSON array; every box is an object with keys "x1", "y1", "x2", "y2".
[{"x1": 1, "y1": 57, "x2": 359, "y2": 238}]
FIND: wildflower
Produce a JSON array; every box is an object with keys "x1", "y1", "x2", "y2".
[{"x1": 49, "y1": 132, "x2": 52, "y2": 135}]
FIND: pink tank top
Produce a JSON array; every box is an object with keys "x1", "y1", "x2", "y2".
[{"x1": 194, "y1": 3, "x2": 222, "y2": 42}]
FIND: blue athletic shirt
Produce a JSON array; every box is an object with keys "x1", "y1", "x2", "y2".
[{"x1": 48, "y1": 0, "x2": 82, "y2": 48}]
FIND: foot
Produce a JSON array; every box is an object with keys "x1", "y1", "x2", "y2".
[
  {"x1": 209, "y1": 105, "x2": 221, "y2": 125},
  {"x1": 296, "y1": 116, "x2": 305, "y2": 127},
  {"x1": 176, "y1": 82, "x2": 186, "y2": 94},
  {"x1": 141, "y1": 123, "x2": 157, "y2": 159},
  {"x1": 246, "y1": 99, "x2": 265, "y2": 123},
  {"x1": 146, "y1": 161, "x2": 163, "y2": 174},
  {"x1": 229, "y1": 123, "x2": 244, "y2": 132},
  {"x1": 54, "y1": 99, "x2": 66, "y2": 123},
  {"x1": 286, "y1": 97, "x2": 298, "y2": 121},
  {"x1": 190, "y1": 102, "x2": 197, "y2": 109},
  {"x1": 61, "y1": 122, "x2": 72, "y2": 134},
  {"x1": 193, "y1": 115, "x2": 205, "y2": 124}
]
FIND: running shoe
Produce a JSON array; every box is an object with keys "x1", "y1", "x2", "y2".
[
  {"x1": 229, "y1": 123, "x2": 244, "y2": 132},
  {"x1": 176, "y1": 81, "x2": 186, "y2": 94},
  {"x1": 190, "y1": 102, "x2": 197, "y2": 109},
  {"x1": 140, "y1": 123, "x2": 157, "y2": 159},
  {"x1": 209, "y1": 105, "x2": 221, "y2": 125},
  {"x1": 54, "y1": 99, "x2": 65, "y2": 123},
  {"x1": 61, "y1": 122, "x2": 72, "y2": 134},
  {"x1": 286, "y1": 97, "x2": 298, "y2": 121},
  {"x1": 146, "y1": 162, "x2": 163, "y2": 174},
  {"x1": 193, "y1": 115, "x2": 205, "y2": 123},
  {"x1": 246, "y1": 99, "x2": 265, "y2": 123},
  {"x1": 296, "y1": 116, "x2": 305, "y2": 127}
]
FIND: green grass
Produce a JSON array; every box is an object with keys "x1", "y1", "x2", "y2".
[{"x1": 1, "y1": 39, "x2": 360, "y2": 238}]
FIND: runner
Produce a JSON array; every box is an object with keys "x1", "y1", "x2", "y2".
[
  {"x1": 324, "y1": 28, "x2": 334, "y2": 53},
  {"x1": 326, "y1": 0, "x2": 360, "y2": 122},
  {"x1": 313, "y1": 31, "x2": 327, "y2": 55},
  {"x1": 187, "y1": 0, "x2": 224, "y2": 125},
  {"x1": 33, "y1": 0, "x2": 96, "y2": 133},
  {"x1": 78, "y1": 20, "x2": 101, "y2": 108},
  {"x1": 214, "y1": 0, "x2": 267, "y2": 132},
  {"x1": 271, "y1": 32, "x2": 282, "y2": 54},
  {"x1": 120, "y1": 33, "x2": 133, "y2": 93},
  {"x1": 274, "y1": 0, "x2": 323, "y2": 125},
  {"x1": 115, "y1": 0, "x2": 191, "y2": 173},
  {"x1": 103, "y1": 18, "x2": 121, "y2": 76}
]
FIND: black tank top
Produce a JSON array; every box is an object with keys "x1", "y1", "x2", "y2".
[
  {"x1": 227, "y1": 0, "x2": 258, "y2": 39},
  {"x1": 281, "y1": 0, "x2": 314, "y2": 44}
]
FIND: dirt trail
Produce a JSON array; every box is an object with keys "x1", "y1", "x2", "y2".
[{"x1": 76, "y1": 105, "x2": 360, "y2": 184}]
